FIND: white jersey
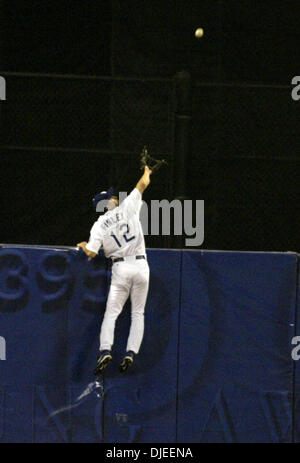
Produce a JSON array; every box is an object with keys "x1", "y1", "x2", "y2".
[{"x1": 86, "y1": 188, "x2": 146, "y2": 259}]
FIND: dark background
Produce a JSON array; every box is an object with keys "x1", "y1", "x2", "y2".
[{"x1": 0, "y1": 0, "x2": 299, "y2": 251}]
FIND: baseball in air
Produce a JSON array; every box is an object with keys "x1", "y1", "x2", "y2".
[{"x1": 195, "y1": 28, "x2": 204, "y2": 38}]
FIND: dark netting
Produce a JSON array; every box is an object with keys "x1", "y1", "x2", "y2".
[
  {"x1": 110, "y1": 79, "x2": 173, "y2": 155},
  {"x1": 190, "y1": 84, "x2": 300, "y2": 251},
  {"x1": 0, "y1": 72, "x2": 299, "y2": 251},
  {"x1": 1, "y1": 74, "x2": 173, "y2": 163},
  {"x1": 0, "y1": 74, "x2": 174, "y2": 250},
  {"x1": 216, "y1": 85, "x2": 298, "y2": 160},
  {"x1": 1, "y1": 148, "x2": 112, "y2": 246},
  {"x1": 2, "y1": 75, "x2": 111, "y2": 149}
]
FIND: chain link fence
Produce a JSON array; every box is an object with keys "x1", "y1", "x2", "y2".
[
  {"x1": 191, "y1": 83, "x2": 299, "y2": 251},
  {"x1": 0, "y1": 72, "x2": 299, "y2": 251},
  {"x1": 0, "y1": 72, "x2": 175, "y2": 249}
]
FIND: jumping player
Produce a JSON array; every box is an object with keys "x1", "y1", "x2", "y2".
[{"x1": 77, "y1": 165, "x2": 152, "y2": 374}]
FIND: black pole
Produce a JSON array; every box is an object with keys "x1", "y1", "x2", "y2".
[{"x1": 172, "y1": 70, "x2": 192, "y2": 248}]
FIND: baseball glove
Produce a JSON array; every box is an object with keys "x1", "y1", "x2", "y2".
[{"x1": 140, "y1": 146, "x2": 167, "y2": 173}]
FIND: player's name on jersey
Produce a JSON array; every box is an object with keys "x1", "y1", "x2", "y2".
[
  {"x1": 105, "y1": 446, "x2": 193, "y2": 460},
  {"x1": 101, "y1": 212, "x2": 124, "y2": 231}
]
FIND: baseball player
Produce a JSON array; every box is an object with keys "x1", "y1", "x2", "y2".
[{"x1": 77, "y1": 165, "x2": 152, "y2": 374}]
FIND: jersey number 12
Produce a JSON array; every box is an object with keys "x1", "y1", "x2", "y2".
[{"x1": 111, "y1": 224, "x2": 135, "y2": 248}]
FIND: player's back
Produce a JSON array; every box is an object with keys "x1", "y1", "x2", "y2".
[{"x1": 99, "y1": 189, "x2": 146, "y2": 259}]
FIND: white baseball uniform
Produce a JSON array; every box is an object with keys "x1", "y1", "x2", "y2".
[{"x1": 86, "y1": 188, "x2": 149, "y2": 354}]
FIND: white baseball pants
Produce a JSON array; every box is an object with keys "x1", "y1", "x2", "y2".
[{"x1": 99, "y1": 258, "x2": 150, "y2": 354}]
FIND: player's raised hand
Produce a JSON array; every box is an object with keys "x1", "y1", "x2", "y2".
[
  {"x1": 144, "y1": 165, "x2": 152, "y2": 175},
  {"x1": 137, "y1": 165, "x2": 152, "y2": 194}
]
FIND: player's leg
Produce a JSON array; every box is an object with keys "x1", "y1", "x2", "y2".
[
  {"x1": 99, "y1": 281, "x2": 130, "y2": 351},
  {"x1": 119, "y1": 261, "x2": 149, "y2": 372},
  {"x1": 127, "y1": 261, "x2": 149, "y2": 354},
  {"x1": 94, "y1": 263, "x2": 131, "y2": 375}
]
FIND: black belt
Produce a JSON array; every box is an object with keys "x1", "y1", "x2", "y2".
[{"x1": 112, "y1": 255, "x2": 145, "y2": 263}]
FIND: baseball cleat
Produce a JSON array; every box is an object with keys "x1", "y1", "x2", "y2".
[
  {"x1": 118, "y1": 351, "x2": 135, "y2": 373},
  {"x1": 94, "y1": 350, "x2": 112, "y2": 376}
]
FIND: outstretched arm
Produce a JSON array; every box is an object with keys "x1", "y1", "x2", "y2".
[
  {"x1": 77, "y1": 241, "x2": 97, "y2": 259},
  {"x1": 136, "y1": 165, "x2": 152, "y2": 194},
  {"x1": 77, "y1": 218, "x2": 103, "y2": 259}
]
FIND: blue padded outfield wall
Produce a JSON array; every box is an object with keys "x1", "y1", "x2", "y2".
[{"x1": 0, "y1": 244, "x2": 299, "y2": 443}]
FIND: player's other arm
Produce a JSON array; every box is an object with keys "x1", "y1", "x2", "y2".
[
  {"x1": 77, "y1": 241, "x2": 97, "y2": 259},
  {"x1": 136, "y1": 166, "x2": 152, "y2": 194},
  {"x1": 77, "y1": 222, "x2": 102, "y2": 259}
]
